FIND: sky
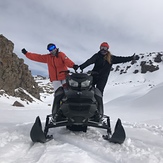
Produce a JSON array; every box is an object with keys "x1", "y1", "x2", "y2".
[
  {"x1": 1, "y1": 0, "x2": 163, "y2": 76},
  {"x1": 0, "y1": 57, "x2": 163, "y2": 162}
]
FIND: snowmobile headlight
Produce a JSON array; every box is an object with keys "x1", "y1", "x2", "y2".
[
  {"x1": 81, "y1": 80, "x2": 91, "y2": 87},
  {"x1": 69, "y1": 79, "x2": 78, "y2": 87}
]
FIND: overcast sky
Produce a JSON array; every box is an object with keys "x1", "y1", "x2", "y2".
[{"x1": 1, "y1": 0, "x2": 163, "y2": 76}]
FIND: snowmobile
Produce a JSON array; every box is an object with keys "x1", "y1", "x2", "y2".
[{"x1": 30, "y1": 70, "x2": 126, "y2": 144}]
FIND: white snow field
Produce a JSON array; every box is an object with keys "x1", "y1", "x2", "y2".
[{"x1": 1, "y1": 53, "x2": 163, "y2": 163}]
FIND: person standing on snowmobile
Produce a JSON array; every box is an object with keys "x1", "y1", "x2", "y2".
[
  {"x1": 79, "y1": 42, "x2": 139, "y2": 95},
  {"x1": 22, "y1": 43, "x2": 78, "y2": 92}
]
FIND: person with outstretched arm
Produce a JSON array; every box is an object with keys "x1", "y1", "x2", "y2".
[
  {"x1": 79, "y1": 42, "x2": 139, "y2": 95},
  {"x1": 22, "y1": 43, "x2": 78, "y2": 116},
  {"x1": 22, "y1": 43, "x2": 78, "y2": 92}
]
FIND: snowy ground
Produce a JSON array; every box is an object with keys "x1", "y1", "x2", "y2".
[{"x1": 0, "y1": 76, "x2": 163, "y2": 163}]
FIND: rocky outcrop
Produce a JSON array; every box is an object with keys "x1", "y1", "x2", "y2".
[
  {"x1": 111, "y1": 52, "x2": 163, "y2": 74},
  {"x1": 154, "y1": 53, "x2": 162, "y2": 63},
  {"x1": 0, "y1": 35, "x2": 40, "y2": 102},
  {"x1": 140, "y1": 61, "x2": 159, "y2": 73},
  {"x1": 12, "y1": 101, "x2": 24, "y2": 107}
]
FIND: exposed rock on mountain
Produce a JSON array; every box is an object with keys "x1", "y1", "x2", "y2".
[
  {"x1": 140, "y1": 61, "x2": 159, "y2": 73},
  {"x1": 0, "y1": 35, "x2": 40, "y2": 102},
  {"x1": 112, "y1": 52, "x2": 163, "y2": 74}
]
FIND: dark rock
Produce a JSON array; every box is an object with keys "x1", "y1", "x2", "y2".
[
  {"x1": 0, "y1": 35, "x2": 40, "y2": 102},
  {"x1": 115, "y1": 65, "x2": 120, "y2": 72},
  {"x1": 14, "y1": 87, "x2": 35, "y2": 103},
  {"x1": 133, "y1": 70, "x2": 139, "y2": 74},
  {"x1": 140, "y1": 61, "x2": 159, "y2": 73},
  {"x1": 154, "y1": 53, "x2": 162, "y2": 63},
  {"x1": 12, "y1": 101, "x2": 24, "y2": 107}
]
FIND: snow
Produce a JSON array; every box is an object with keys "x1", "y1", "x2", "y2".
[{"x1": 0, "y1": 55, "x2": 163, "y2": 163}]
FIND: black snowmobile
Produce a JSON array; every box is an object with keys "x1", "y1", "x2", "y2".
[{"x1": 30, "y1": 70, "x2": 126, "y2": 144}]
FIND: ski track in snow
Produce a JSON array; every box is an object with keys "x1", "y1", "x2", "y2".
[{"x1": 0, "y1": 121, "x2": 163, "y2": 163}]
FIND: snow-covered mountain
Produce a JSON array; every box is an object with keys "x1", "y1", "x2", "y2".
[
  {"x1": 0, "y1": 52, "x2": 163, "y2": 163},
  {"x1": 104, "y1": 52, "x2": 163, "y2": 103}
]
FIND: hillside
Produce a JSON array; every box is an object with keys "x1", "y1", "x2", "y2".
[
  {"x1": 0, "y1": 51, "x2": 163, "y2": 163},
  {"x1": 103, "y1": 52, "x2": 163, "y2": 103}
]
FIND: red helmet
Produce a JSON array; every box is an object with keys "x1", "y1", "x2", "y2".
[{"x1": 100, "y1": 42, "x2": 109, "y2": 49}]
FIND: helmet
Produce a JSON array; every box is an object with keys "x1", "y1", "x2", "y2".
[
  {"x1": 100, "y1": 42, "x2": 109, "y2": 49},
  {"x1": 47, "y1": 43, "x2": 56, "y2": 51}
]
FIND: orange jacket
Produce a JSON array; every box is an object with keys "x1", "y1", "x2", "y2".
[{"x1": 25, "y1": 52, "x2": 75, "y2": 81}]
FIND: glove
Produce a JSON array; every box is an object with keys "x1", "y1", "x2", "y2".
[
  {"x1": 73, "y1": 64, "x2": 79, "y2": 70},
  {"x1": 22, "y1": 48, "x2": 27, "y2": 55},
  {"x1": 79, "y1": 65, "x2": 84, "y2": 70},
  {"x1": 132, "y1": 53, "x2": 139, "y2": 60}
]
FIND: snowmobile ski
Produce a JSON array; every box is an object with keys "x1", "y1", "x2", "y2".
[
  {"x1": 103, "y1": 118, "x2": 126, "y2": 144},
  {"x1": 30, "y1": 116, "x2": 47, "y2": 143}
]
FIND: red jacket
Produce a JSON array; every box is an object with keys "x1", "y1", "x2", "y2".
[{"x1": 25, "y1": 52, "x2": 75, "y2": 81}]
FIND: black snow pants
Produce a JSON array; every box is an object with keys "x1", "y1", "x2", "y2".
[{"x1": 92, "y1": 75, "x2": 108, "y2": 95}]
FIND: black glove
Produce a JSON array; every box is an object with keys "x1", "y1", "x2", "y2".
[
  {"x1": 73, "y1": 64, "x2": 79, "y2": 70},
  {"x1": 79, "y1": 65, "x2": 84, "y2": 70},
  {"x1": 132, "y1": 53, "x2": 139, "y2": 60},
  {"x1": 22, "y1": 48, "x2": 27, "y2": 55}
]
